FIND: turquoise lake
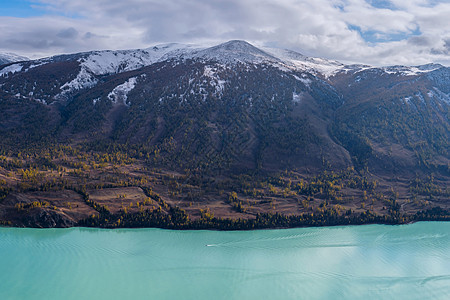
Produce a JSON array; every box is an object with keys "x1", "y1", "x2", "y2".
[{"x1": 0, "y1": 222, "x2": 449, "y2": 299}]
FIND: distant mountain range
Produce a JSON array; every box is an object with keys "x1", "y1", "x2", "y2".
[
  {"x1": 0, "y1": 40, "x2": 448, "y2": 228},
  {"x1": 0, "y1": 53, "x2": 29, "y2": 66}
]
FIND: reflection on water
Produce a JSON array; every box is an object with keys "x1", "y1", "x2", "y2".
[{"x1": 0, "y1": 222, "x2": 449, "y2": 300}]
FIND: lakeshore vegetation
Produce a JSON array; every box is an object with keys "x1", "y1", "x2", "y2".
[{"x1": 0, "y1": 142, "x2": 448, "y2": 229}]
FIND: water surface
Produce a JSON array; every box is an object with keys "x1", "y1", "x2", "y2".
[{"x1": 1, "y1": 222, "x2": 449, "y2": 299}]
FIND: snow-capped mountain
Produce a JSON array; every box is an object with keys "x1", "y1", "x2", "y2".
[
  {"x1": 0, "y1": 40, "x2": 448, "y2": 178},
  {"x1": 1, "y1": 39, "x2": 449, "y2": 115},
  {"x1": 0, "y1": 53, "x2": 29, "y2": 66},
  {"x1": 1, "y1": 40, "x2": 445, "y2": 95}
]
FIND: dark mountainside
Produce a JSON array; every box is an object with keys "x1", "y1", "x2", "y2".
[{"x1": 0, "y1": 41, "x2": 448, "y2": 229}]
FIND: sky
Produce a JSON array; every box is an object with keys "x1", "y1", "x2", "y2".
[{"x1": 1, "y1": 0, "x2": 450, "y2": 66}]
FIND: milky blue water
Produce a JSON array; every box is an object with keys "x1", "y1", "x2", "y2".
[{"x1": 0, "y1": 222, "x2": 449, "y2": 300}]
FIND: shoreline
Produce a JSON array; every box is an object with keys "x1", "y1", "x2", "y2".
[
  {"x1": 1, "y1": 220, "x2": 449, "y2": 232},
  {"x1": 1, "y1": 208, "x2": 448, "y2": 230}
]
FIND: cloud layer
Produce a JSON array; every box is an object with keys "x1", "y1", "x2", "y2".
[{"x1": 1, "y1": 0, "x2": 450, "y2": 66}]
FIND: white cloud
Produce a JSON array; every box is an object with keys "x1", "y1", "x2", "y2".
[{"x1": 0, "y1": 0, "x2": 449, "y2": 66}]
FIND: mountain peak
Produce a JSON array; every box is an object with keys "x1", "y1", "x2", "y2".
[
  {"x1": 208, "y1": 40, "x2": 271, "y2": 55},
  {"x1": 214, "y1": 40, "x2": 257, "y2": 50},
  {"x1": 193, "y1": 40, "x2": 280, "y2": 64}
]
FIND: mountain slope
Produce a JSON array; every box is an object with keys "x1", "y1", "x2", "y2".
[
  {"x1": 0, "y1": 40, "x2": 447, "y2": 173},
  {"x1": 0, "y1": 40, "x2": 448, "y2": 228}
]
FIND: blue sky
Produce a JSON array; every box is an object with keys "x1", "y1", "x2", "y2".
[
  {"x1": 1, "y1": 0, "x2": 81, "y2": 18},
  {"x1": 347, "y1": 25, "x2": 422, "y2": 44},
  {"x1": 1, "y1": 0, "x2": 44, "y2": 17},
  {"x1": 1, "y1": 0, "x2": 450, "y2": 66}
]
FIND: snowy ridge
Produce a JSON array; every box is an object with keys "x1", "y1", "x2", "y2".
[
  {"x1": 79, "y1": 43, "x2": 202, "y2": 75},
  {"x1": 153, "y1": 43, "x2": 202, "y2": 62},
  {"x1": 261, "y1": 46, "x2": 444, "y2": 78},
  {"x1": 0, "y1": 63, "x2": 23, "y2": 77},
  {"x1": 381, "y1": 64, "x2": 443, "y2": 76},
  {"x1": 59, "y1": 43, "x2": 202, "y2": 94},
  {"x1": 0, "y1": 53, "x2": 29, "y2": 65},
  {"x1": 263, "y1": 47, "x2": 346, "y2": 78}
]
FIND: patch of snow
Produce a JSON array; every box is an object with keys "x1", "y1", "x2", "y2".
[
  {"x1": 339, "y1": 65, "x2": 372, "y2": 75},
  {"x1": 60, "y1": 68, "x2": 98, "y2": 92},
  {"x1": 292, "y1": 91, "x2": 302, "y2": 103},
  {"x1": 0, "y1": 63, "x2": 23, "y2": 76},
  {"x1": 34, "y1": 99, "x2": 47, "y2": 105},
  {"x1": 431, "y1": 88, "x2": 450, "y2": 104},
  {"x1": 401, "y1": 96, "x2": 413, "y2": 105},
  {"x1": 107, "y1": 77, "x2": 138, "y2": 106},
  {"x1": 382, "y1": 64, "x2": 442, "y2": 76},
  {"x1": 217, "y1": 80, "x2": 226, "y2": 91},
  {"x1": 416, "y1": 92, "x2": 426, "y2": 104},
  {"x1": 203, "y1": 65, "x2": 227, "y2": 95},
  {"x1": 292, "y1": 74, "x2": 311, "y2": 87},
  {"x1": 203, "y1": 66, "x2": 215, "y2": 77},
  {"x1": 25, "y1": 62, "x2": 49, "y2": 71},
  {"x1": 92, "y1": 97, "x2": 100, "y2": 105}
]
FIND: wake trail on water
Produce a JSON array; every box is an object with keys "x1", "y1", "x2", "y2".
[{"x1": 202, "y1": 231, "x2": 360, "y2": 250}]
